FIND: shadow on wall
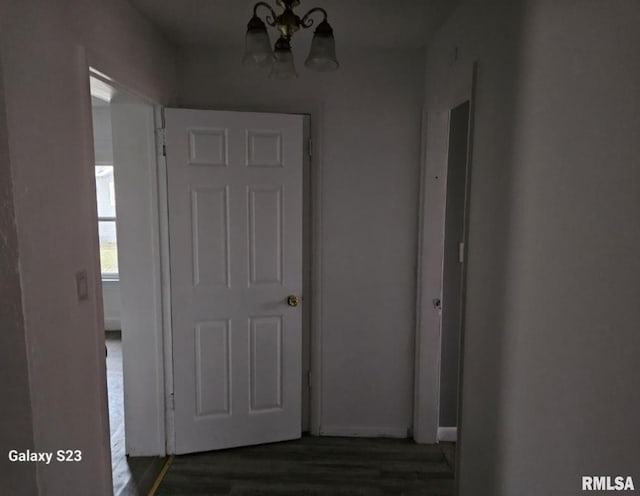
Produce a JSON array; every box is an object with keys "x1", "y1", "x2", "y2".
[
  {"x1": 0, "y1": 52, "x2": 38, "y2": 496},
  {"x1": 449, "y1": 1, "x2": 528, "y2": 495}
]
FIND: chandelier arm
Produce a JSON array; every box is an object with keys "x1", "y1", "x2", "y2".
[
  {"x1": 300, "y1": 7, "x2": 328, "y2": 29},
  {"x1": 253, "y1": 2, "x2": 278, "y2": 26}
]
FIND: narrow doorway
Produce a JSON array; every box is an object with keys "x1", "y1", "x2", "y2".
[
  {"x1": 90, "y1": 75, "x2": 166, "y2": 495},
  {"x1": 438, "y1": 101, "x2": 472, "y2": 442},
  {"x1": 90, "y1": 86, "x2": 129, "y2": 493}
]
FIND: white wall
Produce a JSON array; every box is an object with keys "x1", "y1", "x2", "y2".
[
  {"x1": 425, "y1": 0, "x2": 640, "y2": 494},
  {"x1": 178, "y1": 45, "x2": 425, "y2": 436},
  {"x1": 498, "y1": 1, "x2": 640, "y2": 493},
  {"x1": 101, "y1": 281, "x2": 121, "y2": 330},
  {"x1": 91, "y1": 104, "x2": 114, "y2": 165},
  {"x1": 0, "y1": 0, "x2": 175, "y2": 493}
]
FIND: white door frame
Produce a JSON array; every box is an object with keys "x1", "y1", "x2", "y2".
[
  {"x1": 413, "y1": 62, "x2": 477, "y2": 444},
  {"x1": 89, "y1": 68, "x2": 167, "y2": 456}
]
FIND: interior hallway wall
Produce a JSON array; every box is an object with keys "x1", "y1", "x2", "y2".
[
  {"x1": 496, "y1": 1, "x2": 640, "y2": 493},
  {"x1": 177, "y1": 45, "x2": 425, "y2": 436},
  {"x1": 0, "y1": 0, "x2": 176, "y2": 493},
  {"x1": 425, "y1": 0, "x2": 640, "y2": 494},
  {"x1": 0, "y1": 51, "x2": 38, "y2": 496}
]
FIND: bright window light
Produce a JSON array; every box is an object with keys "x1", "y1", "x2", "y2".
[{"x1": 95, "y1": 165, "x2": 118, "y2": 279}]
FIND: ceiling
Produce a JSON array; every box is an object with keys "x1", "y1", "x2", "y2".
[{"x1": 128, "y1": 0, "x2": 459, "y2": 49}]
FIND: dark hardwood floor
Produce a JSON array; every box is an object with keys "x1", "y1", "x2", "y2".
[{"x1": 156, "y1": 436, "x2": 455, "y2": 496}]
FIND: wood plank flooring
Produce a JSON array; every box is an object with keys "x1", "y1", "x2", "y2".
[{"x1": 156, "y1": 436, "x2": 455, "y2": 495}]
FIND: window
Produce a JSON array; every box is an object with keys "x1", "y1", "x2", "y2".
[{"x1": 95, "y1": 166, "x2": 118, "y2": 279}]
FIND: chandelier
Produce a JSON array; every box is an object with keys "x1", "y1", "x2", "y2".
[{"x1": 243, "y1": 0, "x2": 339, "y2": 79}]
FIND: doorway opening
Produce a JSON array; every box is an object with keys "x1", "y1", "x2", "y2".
[
  {"x1": 90, "y1": 73, "x2": 166, "y2": 495},
  {"x1": 439, "y1": 100, "x2": 472, "y2": 444},
  {"x1": 413, "y1": 63, "x2": 477, "y2": 461}
]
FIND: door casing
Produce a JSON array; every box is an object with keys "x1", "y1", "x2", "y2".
[
  {"x1": 158, "y1": 105, "x2": 320, "y2": 451},
  {"x1": 413, "y1": 61, "x2": 478, "y2": 446}
]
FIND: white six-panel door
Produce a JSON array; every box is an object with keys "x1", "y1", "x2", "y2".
[{"x1": 165, "y1": 109, "x2": 303, "y2": 454}]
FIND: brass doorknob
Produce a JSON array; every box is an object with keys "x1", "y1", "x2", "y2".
[{"x1": 287, "y1": 295, "x2": 300, "y2": 307}]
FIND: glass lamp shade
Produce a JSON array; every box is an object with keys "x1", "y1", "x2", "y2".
[
  {"x1": 305, "y1": 20, "x2": 339, "y2": 72},
  {"x1": 243, "y1": 16, "x2": 273, "y2": 68},
  {"x1": 270, "y1": 37, "x2": 298, "y2": 79}
]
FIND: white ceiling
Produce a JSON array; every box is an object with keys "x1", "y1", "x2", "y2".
[{"x1": 128, "y1": 0, "x2": 459, "y2": 49}]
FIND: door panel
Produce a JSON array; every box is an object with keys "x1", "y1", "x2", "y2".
[
  {"x1": 165, "y1": 108, "x2": 303, "y2": 454},
  {"x1": 191, "y1": 187, "x2": 230, "y2": 287}
]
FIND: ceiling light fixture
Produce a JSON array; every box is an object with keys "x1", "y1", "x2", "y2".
[{"x1": 243, "y1": 0, "x2": 339, "y2": 79}]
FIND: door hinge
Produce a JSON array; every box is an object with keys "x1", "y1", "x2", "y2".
[
  {"x1": 308, "y1": 138, "x2": 312, "y2": 158},
  {"x1": 168, "y1": 392, "x2": 175, "y2": 410},
  {"x1": 158, "y1": 107, "x2": 167, "y2": 157},
  {"x1": 459, "y1": 241, "x2": 465, "y2": 263},
  {"x1": 156, "y1": 127, "x2": 166, "y2": 157}
]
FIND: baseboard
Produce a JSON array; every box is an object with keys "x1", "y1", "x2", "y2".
[
  {"x1": 319, "y1": 425, "x2": 409, "y2": 438},
  {"x1": 437, "y1": 427, "x2": 457, "y2": 442}
]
